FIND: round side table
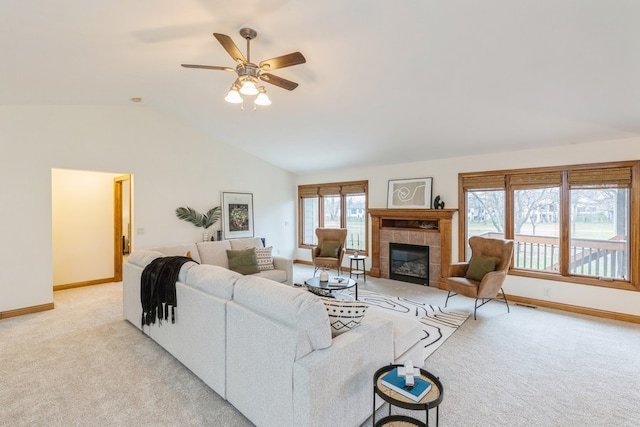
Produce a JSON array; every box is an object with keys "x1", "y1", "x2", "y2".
[
  {"x1": 372, "y1": 364, "x2": 444, "y2": 427},
  {"x1": 349, "y1": 255, "x2": 367, "y2": 281}
]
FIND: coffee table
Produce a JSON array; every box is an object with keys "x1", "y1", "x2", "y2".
[{"x1": 305, "y1": 276, "x2": 358, "y2": 300}]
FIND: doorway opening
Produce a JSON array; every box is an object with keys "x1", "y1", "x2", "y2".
[{"x1": 51, "y1": 169, "x2": 132, "y2": 289}]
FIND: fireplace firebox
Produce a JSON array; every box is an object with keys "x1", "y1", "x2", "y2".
[{"x1": 389, "y1": 243, "x2": 429, "y2": 285}]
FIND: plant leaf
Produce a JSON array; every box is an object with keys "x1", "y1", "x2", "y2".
[
  {"x1": 175, "y1": 206, "x2": 205, "y2": 228},
  {"x1": 202, "y1": 206, "x2": 222, "y2": 229}
]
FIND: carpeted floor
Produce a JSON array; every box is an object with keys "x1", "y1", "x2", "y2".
[{"x1": 2, "y1": 265, "x2": 639, "y2": 426}]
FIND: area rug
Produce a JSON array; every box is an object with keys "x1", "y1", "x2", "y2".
[{"x1": 345, "y1": 289, "x2": 470, "y2": 360}]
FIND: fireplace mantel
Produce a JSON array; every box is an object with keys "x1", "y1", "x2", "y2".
[{"x1": 368, "y1": 208, "x2": 457, "y2": 287}]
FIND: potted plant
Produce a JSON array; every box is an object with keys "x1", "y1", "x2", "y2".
[{"x1": 175, "y1": 206, "x2": 221, "y2": 242}]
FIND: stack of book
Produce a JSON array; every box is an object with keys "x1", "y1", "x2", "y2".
[{"x1": 380, "y1": 367, "x2": 432, "y2": 402}]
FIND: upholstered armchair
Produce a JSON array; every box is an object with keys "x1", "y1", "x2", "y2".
[
  {"x1": 311, "y1": 228, "x2": 348, "y2": 276},
  {"x1": 443, "y1": 235, "x2": 514, "y2": 319}
]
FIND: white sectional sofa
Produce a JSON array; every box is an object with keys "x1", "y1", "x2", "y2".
[
  {"x1": 149, "y1": 237, "x2": 293, "y2": 286},
  {"x1": 123, "y1": 239, "x2": 425, "y2": 427}
]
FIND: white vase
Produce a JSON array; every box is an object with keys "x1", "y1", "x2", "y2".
[
  {"x1": 203, "y1": 231, "x2": 209, "y2": 242},
  {"x1": 319, "y1": 270, "x2": 329, "y2": 282}
]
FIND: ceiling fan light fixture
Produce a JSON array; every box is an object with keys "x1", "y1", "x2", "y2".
[
  {"x1": 182, "y1": 28, "x2": 306, "y2": 109},
  {"x1": 239, "y1": 77, "x2": 259, "y2": 96},
  {"x1": 224, "y1": 85, "x2": 243, "y2": 104},
  {"x1": 254, "y1": 88, "x2": 271, "y2": 106}
]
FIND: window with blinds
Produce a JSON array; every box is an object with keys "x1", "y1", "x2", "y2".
[
  {"x1": 459, "y1": 161, "x2": 639, "y2": 291},
  {"x1": 298, "y1": 181, "x2": 368, "y2": 252}
]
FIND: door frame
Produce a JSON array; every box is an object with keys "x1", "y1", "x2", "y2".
[{"x1": 113, "y1": 174, "x2": 131, "y2": 282}]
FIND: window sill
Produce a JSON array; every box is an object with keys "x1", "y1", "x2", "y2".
[{"x1": 509, "y1": 269, "x2": 638, "y2": 292}]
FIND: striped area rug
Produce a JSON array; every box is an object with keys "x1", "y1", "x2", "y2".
[{"x1": 345, "y1": 288, "x2": 470, "y2": 359}]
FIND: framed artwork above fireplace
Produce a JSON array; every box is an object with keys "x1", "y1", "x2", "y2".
[{"x1": 387, "y1": 177, "x2": 433, "y2": 209}]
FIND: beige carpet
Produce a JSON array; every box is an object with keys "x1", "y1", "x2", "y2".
[
  {"x1": 0, "y1": 283, "x2": 250, "y2": 427},
  {"x1": 2, "y1": 266, "x2": 640, "y2": 426}
]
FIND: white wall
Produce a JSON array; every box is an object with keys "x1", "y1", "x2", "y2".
[
  {"x1": 294, "y1": 138, "x2": 640, "y2": 316},
  {"x1": 52, "y1": 168, "x2": 120, "y2": 285},
  {"x1": 0, "y1": 105, "x2": 295, "y2": 313}
]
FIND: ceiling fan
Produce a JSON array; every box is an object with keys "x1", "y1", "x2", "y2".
[{"x1": 181, "y1": 28, "x2": 306, "y2": 106}]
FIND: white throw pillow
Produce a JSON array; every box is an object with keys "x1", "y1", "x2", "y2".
[
  {"x1": 255, "y1": 246, "x2": 275, "y2": 271},
  {"x1": 321, "y1": 297, "x2": 369, "y2": 337}
]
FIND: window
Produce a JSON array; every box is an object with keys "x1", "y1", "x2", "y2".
[
  {"x1": 299, "y1": 181, "x2": 368, "y2": 253},
  {"x1": 463, "y1": 174, "x2": 506, "y2": 259},
  {"x1": 513, "y1": 187, "x2": 561, "y2": 272},
  {"x1": 510, "y1": 171, "x2": 561, "y2": 273},
  {"x1": 459, "y1": 161, "x2": 639, "y2": 291},
  {"x1": 567, "y1": 168, "x2": 631, "y2": 281},
  {"x1": 301, "y1": 196, "x2": 319, "y2": 246}
]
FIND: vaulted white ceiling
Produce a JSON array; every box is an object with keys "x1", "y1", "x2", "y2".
[{"x1": 2, "y1": 0, "x2": 639, "y2": 174}]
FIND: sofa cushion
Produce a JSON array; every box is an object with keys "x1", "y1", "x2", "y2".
[
  {"x1": 229, "y1": 237, "x2": 264, "y2": 250},
  {"x1": 253, "y1": 269, "x2": 287, "y2": 283},
  {"x1": 465, "y1": 255, "x2": 499, "y2": 281},
  {"x1": 196, "y1": 240, "x2": 232, "y2": 267},
  {"x1": 320, "y1": 297, "x2": 369, "y2": 337},
  {"x1": 233, "y1": 276, "x2": 332, "y2": 350},
  {"x1": 127, "y1": 250, "x2": 165, "y2": 268},
  {"x1": 184, "y1": 264, "x2": 240, "y2": 300},
  {"x1": 128, "y1": 250, "x2": 197, "y2": 282},
  {"x1": 319, "y1": 241, "x2": 341, "y2": 257},
  {"x1": 227, "y1": 248, "x2": 260, "y2": 275},
  {"x1": 152, "y1": 243, "x2": 202, "y2": 264},
  {"x1": 366, "y1": 306, "x2": 423, "y2": 360},
  {"x1": 255, "y1": 246, "x2": 275, "y2": 271}
]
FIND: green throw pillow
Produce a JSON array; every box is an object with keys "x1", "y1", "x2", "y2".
[
  {"x1": 465, "y1": 255, "x2": 499, "y2": 281},
  {"x1": 319, "y1": 241, "x2": 341, "y2": 257},
  {"x1": 227, "y1": 248, "x2": 260, "y2": 275}
]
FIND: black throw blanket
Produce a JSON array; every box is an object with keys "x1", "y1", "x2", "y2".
[{"x1": 140, "y1": 256, "x2": 195, "y2": 328}]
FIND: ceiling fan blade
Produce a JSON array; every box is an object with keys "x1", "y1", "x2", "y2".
[
  {"x1": 259, "y1": 52, "x2": 306, "y2": 70},
  {"x1": 181, "y1": 64, "x2": 234, "y2": 71},
  {"x1": 260, "y1": 73, "x2": 299, "y2": 91},
  {"x1": 213, "y1": 33, "x2": 247, "y2": 64}
]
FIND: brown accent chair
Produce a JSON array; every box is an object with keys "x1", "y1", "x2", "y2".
[
  {"x1": 311, "y1": 228, "x2": 348, "y2": 276},
  {"x1": 443, "y1": 236, "x2": 514, "y2": 319}
]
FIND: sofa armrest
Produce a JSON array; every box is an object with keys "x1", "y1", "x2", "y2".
[
  {"x1": 293, "y1": 316, "x2": 394, "y2": 427},
  {"x1": 272, "y1": 256, "x2": 294, "y2": 286}
]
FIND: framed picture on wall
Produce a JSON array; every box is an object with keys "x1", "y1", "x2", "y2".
[
  {"x1": 387, "y1": 177, "x2": 433, "y2": 209},
  {"x1": 222, "y1": 192, "x2": 254, "y2": 239}
]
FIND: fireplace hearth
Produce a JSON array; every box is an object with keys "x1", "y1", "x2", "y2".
[{"x1": 389, "y1": 243, "x2": 429, "y2": 285}]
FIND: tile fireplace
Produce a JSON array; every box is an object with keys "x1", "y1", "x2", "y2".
[{"x1": 368, "y1": 208, "x2": 457, "y2": 288}]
